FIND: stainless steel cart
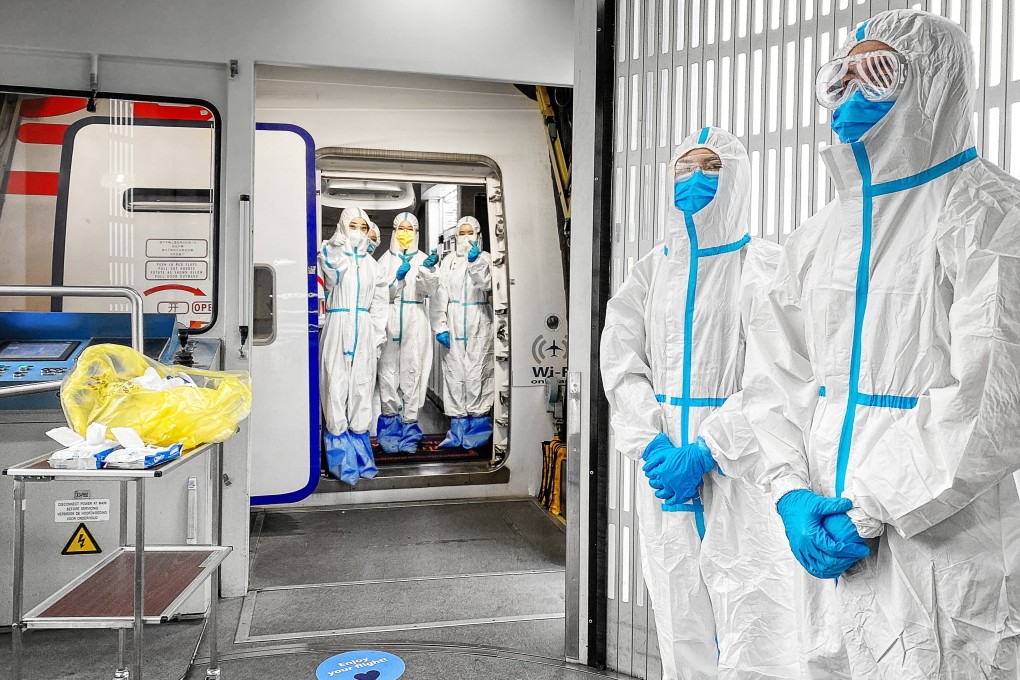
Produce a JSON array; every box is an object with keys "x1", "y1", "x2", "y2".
[
  {"x1": 1, "y1": 284, "x2": 229, "y2": 679},
  {"x1": 5, "y1": 444, "x2": 229, "y2": 680}
]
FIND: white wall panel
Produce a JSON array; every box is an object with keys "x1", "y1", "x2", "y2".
[{"x1": 0, "y1": 0, "x2": 573, "y2": 87}]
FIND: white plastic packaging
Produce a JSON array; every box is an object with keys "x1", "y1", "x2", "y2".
[
  {"x1": 129, "y1": 366, "x2": 197, "y2": 391},
  {"x1": 102, "y1": 427, "x2": 183, "y2": 469},
  {"x1": 46, "y1": 423, "x2": 119, "y2": 470}
]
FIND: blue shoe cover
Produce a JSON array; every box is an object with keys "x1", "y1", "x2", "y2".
[
  {"x1": 462, "y1": 415, "x2": 493, "y2": 449},
  {"x1": 376, "y1": 414, "x2": 403, "y2": 453},
  {"x1": 439, "y1": 417, "x2": 469, "y2": 448},
  {"x1": 354, "y1": 431, "x2": 378, "y2": 481},
  {"x1": 325, "y1": 430, "x2": 377, "y2": 485},
  {"x1": 324, "y1": 431, "x2": 359, "y2": 485},
  {"x1": 398, "y1": 421, "x2": 424, "y2": 454}
]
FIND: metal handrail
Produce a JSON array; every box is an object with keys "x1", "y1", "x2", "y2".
[{"x1": 0, "y1": 285, "x2": 146, "y2": 398}]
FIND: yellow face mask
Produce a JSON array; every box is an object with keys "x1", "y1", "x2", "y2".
[{"x1": 396, "y1": 230, "x2": 415, "y2": 250}]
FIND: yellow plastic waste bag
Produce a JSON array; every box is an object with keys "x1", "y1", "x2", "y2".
[{"x1": 61, "y1": 344, "x2": 252, "y2": 450}]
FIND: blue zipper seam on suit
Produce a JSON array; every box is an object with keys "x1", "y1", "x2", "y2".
[
  {"x1": 833, "y1": 144, "x2": 978, "y2": 496},
  {"x1": 346, "y1": 249, "x2": 363, "y2": 359},
  {"x1": 668, "y1": 193, "x2": 749, "y2": 538},
  {"x1": 393, "y1": 251, "x2": 421, "y2": 343}
]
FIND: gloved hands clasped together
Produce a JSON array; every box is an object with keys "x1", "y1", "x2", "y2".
[
  {"x1": 396, "y1": 253, "x2": 413, "y2": 281},
  {"x1": 641, "y1": 433, "x2": 717, "y2": 505},
  {"x1": 776, "y1": 489, "x2": 870, "y2": 579},
  {"x1": 641, "y1": 432, "x2": 870, "y2": 579}
]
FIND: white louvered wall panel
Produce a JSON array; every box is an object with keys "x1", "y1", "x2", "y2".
[{"x1": 606, "y1": 1, "x2": 1018, "y2": 676}]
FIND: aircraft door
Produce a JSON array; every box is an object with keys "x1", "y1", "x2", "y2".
[{"x1": 249, "y1": 124, "x2": 320, "y2": 504}]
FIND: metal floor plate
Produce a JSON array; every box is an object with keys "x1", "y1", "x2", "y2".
[
  {"x1": 203, "y1": 498, "x2": 605, "y2": 678},
  {"x1": 237, "y1": 570, "x2": 565, "y2": 642},
  {"x1": 249, "y1": 498, "x2": 566, "y2": 589}
]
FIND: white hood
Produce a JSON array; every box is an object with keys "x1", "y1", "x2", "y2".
[
  {"x1": 821, "y1": 10, "x2": 975, "y2": 188},
  {"x1": 333, "y1": 206, "x2": 371, "y2": 250},
  {"x1": 391, "y1": 211, "x2": 421, "y2": 254},
  {"x1": 454, "y1": 216, "x2": 484, "y2": 256},
  {"x1": 666, "y1": 126, "x2": 750, "y2": 254}
]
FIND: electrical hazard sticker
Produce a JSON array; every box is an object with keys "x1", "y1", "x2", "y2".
[{"x1": 61, "y1": 523, "x2": 101, "y2": 555}]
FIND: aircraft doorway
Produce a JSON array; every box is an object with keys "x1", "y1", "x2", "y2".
[{"x1": 242, "y1": 64, "x2": 576, "y2": 673}]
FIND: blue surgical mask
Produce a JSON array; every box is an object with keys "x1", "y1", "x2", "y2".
[
  {"x1": 831, "y1": 91, "x2": 895, "y2": 144},
  {"x1": 673, "y1": 170, "x2": 719, "y2": 214}
]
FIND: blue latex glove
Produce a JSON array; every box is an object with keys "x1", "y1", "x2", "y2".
[
  {"x1": 643, "y1": 437, "x2": 716, "y2": 504},
  {"x1": 776, "y1": 489, "x2": 871, "y2": 579},
  {"x1": 468, "y1": 240, "x2": 481, "y2": 262},
  {"x1": 436, "y1": 331, "x2": 451, "y2": 348},
  {"x1": 396, "y1": 253, "x2": 414, "y2": 281},
  {"x1": 423, "y1": 249, "x2": 440, "y2": 268},
  {"x1": 641, "y1": 433, "x2": 678, "y2": 499},
  {"x1": 821, "y1": 511, "x2": 869, "y2": 548}
]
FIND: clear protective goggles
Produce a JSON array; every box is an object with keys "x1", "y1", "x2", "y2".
[
  {"x1": 674, "y1": 155, "x2": 722, "y2": 182},
  {"x1": 814, "y1": 50, "x2": 908, "y2": 109}
]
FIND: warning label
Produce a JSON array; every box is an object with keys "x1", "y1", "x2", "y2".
[
  {"x1": 145, "y1": 260, "x2": 208, "y2": 281},
  {"x1": 55, "y1": 498, "x2": 110, "y2": 523},
  {"x1": 61, "y1": 523, "x2": 102, "y2": 555},
  {"x1": 146, "y1": 239, "x2": 208, "y2": 258}
]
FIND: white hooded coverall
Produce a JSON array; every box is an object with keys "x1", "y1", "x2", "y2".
[
  {"x1": 601, "y1": 127, "x2": 803, "y2": 679},
  {"x1": 742, "y1": 11, "x2": 1020, "y2": 679},
  {"x1": 319, "y1": 207, "x2": 389, "y2": 440},
  {"x1": 434, "y1": 216, "x2": 494, "y2": 419},
  {"x1": 376, "y1": 212, "x2": 443, "y2": 424}
]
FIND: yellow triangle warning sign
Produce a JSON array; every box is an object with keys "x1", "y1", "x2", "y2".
[{"x1": 61, "y1": 522, "x2": 101, "y2": 555}]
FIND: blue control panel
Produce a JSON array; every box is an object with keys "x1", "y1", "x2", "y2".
[
  {"x1": 0, "y1": 340, "x2": 85, "y2": 382},
  {"x1": 0, "y1": 312, "x2": 181, "y2": 410}
]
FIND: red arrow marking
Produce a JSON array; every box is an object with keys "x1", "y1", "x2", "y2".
[
  {"x1": 20, "y1": 97, "x2": 88, "y2": 118},
  {"x1": 134, "y1": 102, "x2": 213, "y2": 121},
  {"x1": 5, "y1": 171, "x2": 59, "y2": 196},
  {"x1": 18, "y1": 123, "x2": 69, "y2": 145},
  {"x1": 143, "y1": 284, "x2": 206, "y2": 296}
]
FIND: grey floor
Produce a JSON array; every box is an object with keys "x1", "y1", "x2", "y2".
[
  {"x1": 0, "y1": 620, "x2": 205, "y2": 680},
  {"x1": 417, "y1": 394, "x2": 449, "y2": 435},
  {"x1": 2, "y1": 498, "x2": 633, "y2": 679}
]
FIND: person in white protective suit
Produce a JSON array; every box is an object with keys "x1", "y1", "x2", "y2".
[
  {"x1": 601, "y1": 127, "x2": 812, "y2": 680},
  {"x1": 367, "y1": 222, "x2": 381, "y2": 256},
  {"x1": 367, "y1": 222, "x2": 383, "y2": 437},
  {"x1": 740, "y1": 10, "x2": 1020, "y2": 679},
  {"x1": 433, "y1": 216, "x2": 494, "y2": 449},
  {"x1": 375, "y1": 212, "x2": 445, "y2": 453},
  {"x1": 365, "y1": 221, "x2": 382, "y2": 437},
  {"x1": 319, "y1": 206, "x2": 389, "y2": 485}
]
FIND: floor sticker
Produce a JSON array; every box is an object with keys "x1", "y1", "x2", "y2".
[{"x1": 316, "y1": 650, "x2": 405, "y2": 680}]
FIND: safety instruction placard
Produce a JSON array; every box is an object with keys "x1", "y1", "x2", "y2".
[
  {"x1": 55, "y1": 498, "x2": 110, "y2": 523},
  {"x1": 145, "y1": 260, "x2": 208, "y2": 281},
  {"x1": 146, "y1": 239, "x2": 208, "y2": 258},
  {"x1": 61, "y1": 523, "x2": 102, "y2": 555}
]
